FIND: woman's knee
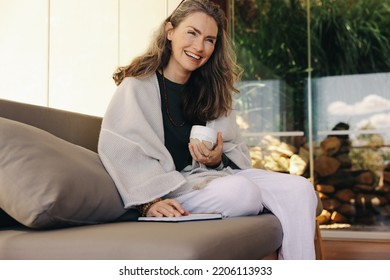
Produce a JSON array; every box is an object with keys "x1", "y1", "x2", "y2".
[
  {"x1": 290, "y1": 175, "x2": 317, "y2": 207},
  {"x1": 292, "y1": 176, "x2": 315, "y2": 195},
  {"x1": 215, "y1": 176, "x2": 263, "y2": 216}
]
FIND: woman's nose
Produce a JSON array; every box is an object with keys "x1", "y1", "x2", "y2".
[{"x1": 193, "y1": 38, "x2": 204, "y2": 52}]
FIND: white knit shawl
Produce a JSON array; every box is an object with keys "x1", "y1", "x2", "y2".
[{"x1": 98, "y1": 74, "x2": 252, "y2": 208}]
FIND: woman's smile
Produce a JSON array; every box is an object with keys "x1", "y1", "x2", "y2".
[{"x1": 184, "y1": 50, "x2": 202, "y2": 61}]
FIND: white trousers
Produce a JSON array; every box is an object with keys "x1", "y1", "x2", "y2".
[{"x1": 175, "y1": 168, "x2": 317, "y2": 260}]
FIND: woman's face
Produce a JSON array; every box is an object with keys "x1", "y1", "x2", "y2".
[{"x1": 165, "y1": 12, "x2": 218, "y2": 83}]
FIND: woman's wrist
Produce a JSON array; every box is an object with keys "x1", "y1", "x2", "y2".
[
  {"x1": 207, "y1": 153, "x2": 230, "y2": 170},
  {"x1": 137, "y1": 198, "x2": 163, "y2": 217},
  {"x1": 207, "y1": 159, "x2": 223, "y2": 169}
]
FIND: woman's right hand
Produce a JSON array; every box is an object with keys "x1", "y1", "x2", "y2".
[
  {"x1": 189, "y1": 132, "x2": 223, "y2": 166},
  {"x1": 146, "y1": 198, "x2": 189, "y2": 217}
]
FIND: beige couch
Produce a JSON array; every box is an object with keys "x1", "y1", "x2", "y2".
[{"x1": 0, "y1": 98, "x2": 309, "y2": 260}]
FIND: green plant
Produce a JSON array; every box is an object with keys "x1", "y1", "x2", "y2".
[
  {"x1": 311, "y1": 0, "x2": 390, "y2": 76},
  {"x1": 233, "y1": 0, "x2": 390, "y2": 131}
]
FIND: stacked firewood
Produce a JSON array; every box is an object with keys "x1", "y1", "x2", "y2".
[
  {"x1": 315, "y1": 123, "x2": 390, "y2": 225},
  {"x1": 379, "y1": 163, "x2": 390, "y2": 218},
  {"x1": 249, "y1": 135, "x2": 310, "y2": 176},
  {"x1": 247, "y1": 124, "x2": 390, "y2": 225}
]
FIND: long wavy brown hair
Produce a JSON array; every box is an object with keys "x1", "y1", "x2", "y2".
[{"x1": 113, "y1": 0, "x2": 242, "y2": 122}]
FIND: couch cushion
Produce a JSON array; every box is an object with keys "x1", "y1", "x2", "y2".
[
  {"x1": 0, "y1": 215, "x2": 282, "y2": 260},
  {"x1": 0, "y1": 99, "x2": 102, "y2": 153},
  {"x1": 0, "y1": 117, "x2": 127, "y2": 229}
]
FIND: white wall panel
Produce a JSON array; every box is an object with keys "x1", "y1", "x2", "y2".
[
  {"x1": 0, "y1": 0, "x2": 176, "y2": 116},
  {"x1": 119, "y1": 0, "x2": 183, "y2": 66},
  {"x1": 0, "y1": 0, "x2": 48, "y2": 105},
  {"x1": 119, "y1": 0, "x2": 166, "y2": 66},
  {"x1": 49, "y1": 0, "x2": 118, "y2": 116},
  {"x1": 168, "y1": 0, "x2": 183, "y2": 14}
]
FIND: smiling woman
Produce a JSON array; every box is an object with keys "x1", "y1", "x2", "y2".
[{"x1": 98, "y1": 0, "x2": 318, "y2": 260}]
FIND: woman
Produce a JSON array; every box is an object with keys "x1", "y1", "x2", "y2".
[{"x1": 98, "y1": 0, "x2": 317, "y2": 259}]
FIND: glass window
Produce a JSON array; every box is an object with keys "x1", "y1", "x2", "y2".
[
  {"x1": 232, "y1": 0, "x2": 310, "y2": 177},
  {"x1": 231, "y1": 0, "x2": 390, "y2": 235}
]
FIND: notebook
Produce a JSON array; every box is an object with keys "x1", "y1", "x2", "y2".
[{"x1": 138, "y1": 213, "x2": 223, "y2": 222}]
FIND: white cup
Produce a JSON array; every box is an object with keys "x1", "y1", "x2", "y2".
[{"x1": 190, "y1": 125, "x2": 217, "y2": 150}]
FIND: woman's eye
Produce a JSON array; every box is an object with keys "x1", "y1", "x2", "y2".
[{"x1": 188, "y1": 31, "x2": 196, "y2": 36}]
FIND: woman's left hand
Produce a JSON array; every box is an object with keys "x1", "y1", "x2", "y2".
[{"x1": 189, "y1": 132, "x2": 223, "y2": 167}]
